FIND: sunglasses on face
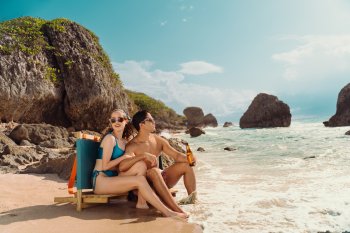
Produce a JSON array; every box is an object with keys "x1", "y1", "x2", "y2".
[{"x1": 109, "y1": 117, "x2": 126, "y2": 123}]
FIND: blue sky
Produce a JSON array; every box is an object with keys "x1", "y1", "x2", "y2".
[{"x1": 2, "y1": 0, "x2": 350, "y2": 122}]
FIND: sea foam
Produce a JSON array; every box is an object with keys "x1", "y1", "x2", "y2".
[{"x1": 174, "y1": 122, "x2": 350, "y2": 233}]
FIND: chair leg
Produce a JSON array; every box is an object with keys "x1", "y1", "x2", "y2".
[{"x1": 76, "y1": 190, "x2": 82, "y2": 211}]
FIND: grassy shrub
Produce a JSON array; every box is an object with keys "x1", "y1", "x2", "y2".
[{"x1": 126, "y1": 90, "x2": 185, "y2": 126}]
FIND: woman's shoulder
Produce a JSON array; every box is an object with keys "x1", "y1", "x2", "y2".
[{"x1": 101, "y1": 134, "x2": 116, "y2": 147}]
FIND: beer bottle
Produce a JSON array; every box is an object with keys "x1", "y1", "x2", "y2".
[{"x1": 186, "y1": 143, "x2": 195, "y2": 166}]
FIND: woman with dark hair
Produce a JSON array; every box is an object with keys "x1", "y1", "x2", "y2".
[{"x1": 91, "y1": 109, "x2": 187, "y2": 218}]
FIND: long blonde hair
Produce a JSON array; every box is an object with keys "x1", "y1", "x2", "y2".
[{"x1": 101, "y1": 109, "x2": 135, "y2": 141}]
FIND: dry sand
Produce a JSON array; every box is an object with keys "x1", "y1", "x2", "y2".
[{"x1": 0, "y1": 173, "x2": 202, "y2": 233}]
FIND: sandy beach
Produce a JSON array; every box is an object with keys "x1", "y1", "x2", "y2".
[{"x1": 0, "y1": 173, "x2": 202, "y2": 233}]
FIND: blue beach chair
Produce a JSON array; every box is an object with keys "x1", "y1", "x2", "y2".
[{"x1": 54, "y1": 133, "x2": 126, "y2": 211}]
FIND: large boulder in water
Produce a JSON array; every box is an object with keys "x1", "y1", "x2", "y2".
[
  {"x1": 239, "y1": 93, "x2": 291, "y2": 128},
  {"x1": 223, "y1": 122, "x2": 233, "y2": 127},
  {"x1": 202, "y1": 113, "x2": 218, "y2": 127},
  {"x1": 0, "y1": 17, "x2": 130, "y2": 131},
  {"x1": 183, "y1": 107, "x2": 218, "y2": 128},
  {"x1": 189, "y1": 127, "x2": 205, "y2": 137},
  {"x1": 183, "y1": 107, "x2": 205, "y2": 128},
  {"x1": 323, "y1": 83, "x2": 350, "y2": 127}
]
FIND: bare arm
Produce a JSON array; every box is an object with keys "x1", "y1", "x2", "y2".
[
  {"x1": 118, "y1": 145, "x2": 146, "y2": 172},
  {"x1": 135, "y1": 152, "x2": 158, "y2": 169},
  {"x1": 101, "y1": 135, "x2": 129, "y2": 170},
  {"x1": 157, "y1": 136, "x2": 189, "y2": 163}
]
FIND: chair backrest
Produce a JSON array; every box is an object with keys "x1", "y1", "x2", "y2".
[{"x1": 76, "y1": 139, "x2": 100, "y2": 189}]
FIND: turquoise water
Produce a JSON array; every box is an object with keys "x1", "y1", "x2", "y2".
[{"x1": 172, "y1": 122, "x2": 350, "y2": 233}]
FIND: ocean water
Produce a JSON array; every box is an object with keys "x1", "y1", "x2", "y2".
[{"x1": 173, "y1": 122, "x2": 350, "y2": 233}]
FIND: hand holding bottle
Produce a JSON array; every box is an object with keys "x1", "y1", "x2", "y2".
[{"x1": 185, "y1": 143, "x2": 196, "y2": 166}]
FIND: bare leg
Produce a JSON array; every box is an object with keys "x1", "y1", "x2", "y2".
[
  {"x1": 163, "y1": 162, "x2": 196, "y2": 195},
  {"x1": 94, "y1": 175, "x2": 187, "y2": 218},
  {"x1": 146, "y1": 168, "x2": 186, "y2": 214},
  {"x1": 119, "y1": 161, "x2": 149, "y2": 209}
]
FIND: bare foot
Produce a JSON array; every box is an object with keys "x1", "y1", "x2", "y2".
[
  {"x1": 178, "y1": 191, "x2": 197, "y2": 205},
  {"x1": 183, "y1": 212, "x2": 190, "y2": 218},
  {"x1": 136, "y1": 203, "x2": 149, "y2": 209},
  {"x1": 165, "y1": 211, "x2": 189, "y2": 219}
]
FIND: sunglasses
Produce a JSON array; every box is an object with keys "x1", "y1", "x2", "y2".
[
  {"x1": 142, "y1": 117, "x2": 155, "y2": 124},
  {"x1": 109, "y1": 117, "x2": 126, "y2": 123}
]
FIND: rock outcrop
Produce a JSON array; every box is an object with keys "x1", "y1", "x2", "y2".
[
  {"x1": 183, "y1": 107, "x2": 205, "y2": 128},
  {"x1": 0, "y1": 17, "x2": 130, "y2": 132},
  {"x1": 183, "y1": 107, "x2": 218, "y2": 128},
  {"x1": 160, "y1": 137, "x2": 187, "y2": 169},
  {"x1": 0, "y1": 142, "x2": 44, "y2": 173},
  {"x1": 323, "y1": 83, "x2": 350, "y2": 127},
  {"x1": 202, "y1": 114, "x2": 218, "y2": 127},
  {"x1": 21, "y1": 148, "x2": 75, "y2": 180},
  {"x1": 224, "y1": 147, "x2": 236, "y2": 151},
  {"x1": 239, "y1": 93, "x2": 291, "y2": 128},
  {"x1": 223, "y1": 122, "x2": 233, "y2": 127},
  {"x1": 189, "y1": 127, "x2": 205, "y2": 137},
  {"x1": 9, "y1": 123, "x2": 69, "y2": 145},
  {"x1": 0, "y1": 123, "x2": 75, "y2": 177}
]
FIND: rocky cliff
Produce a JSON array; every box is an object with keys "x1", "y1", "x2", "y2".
[{"x1": 0, "y1": 17, "x2": 130, "y2": 132}]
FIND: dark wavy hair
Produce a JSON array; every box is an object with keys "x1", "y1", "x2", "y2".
[
  {"x1": 101, "y1": 109, "x2": 135, "y2": 140},
  {"x1": 132, "y1": 110, "x2": 149, "y2": 131}
]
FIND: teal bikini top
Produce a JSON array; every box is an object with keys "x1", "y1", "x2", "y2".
[{"x1": 97, "y1": 134, "x2": 124, "y2": 160}]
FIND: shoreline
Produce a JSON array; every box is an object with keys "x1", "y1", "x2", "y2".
[{"x1": 0, "y1": 173, "x2": 202, "y2": 233}]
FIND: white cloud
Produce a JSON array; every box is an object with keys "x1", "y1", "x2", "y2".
[
  {"x1": 178, "y1": 61, "x2": 223, "y2": 75},
  {"x1": 272, "y1": 35, "x2": 350, "y2": 81},
  {"x1": 112, "y1": 61, "x2": 256, "y2": 118}
]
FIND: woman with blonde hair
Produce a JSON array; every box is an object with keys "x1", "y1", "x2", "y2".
[{"x1": 92, "y1": 109, "x2": 187, "y2": 218}]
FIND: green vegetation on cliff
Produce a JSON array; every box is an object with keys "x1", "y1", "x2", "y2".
[
  {"x1": 0, "y1": 17, "x2": 120, "y2": 84},
  {"x1": 126, "y1": 90, "x2": 185, "y2": 127},
  {"x1": 0, "y1": 17, "x2": 74, "y2": 56},
  {"x1": 0, "y1": 17, "x2": 46, "y2": 56}
]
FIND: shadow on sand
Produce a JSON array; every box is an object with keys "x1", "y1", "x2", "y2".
[{"x1": 0, "y1": 199, "x2": 158, "y2": 225}]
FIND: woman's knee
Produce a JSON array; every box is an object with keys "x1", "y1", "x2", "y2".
[{"x1": 135, "y1": 175, "x2": 147, "y2": 187}]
